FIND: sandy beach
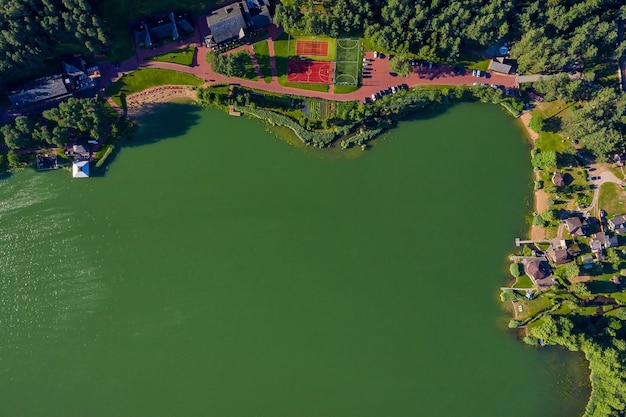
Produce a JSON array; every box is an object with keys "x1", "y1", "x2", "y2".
[
  {"x1": 125, "y1": 85, "x2": 198, "y2": 118},
  {"x1": 517, "y1": 111, "x2": 549, "y2": 240}
]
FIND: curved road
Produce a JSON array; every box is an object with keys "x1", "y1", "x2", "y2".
[{"x1": 110, "y1": 26, "x2": 517, "y2": 103}]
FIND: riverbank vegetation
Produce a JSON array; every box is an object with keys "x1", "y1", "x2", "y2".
[
  {"x1": 196, "y1": 82, "x2": 524, "y2": 149},
  {"x1": 0, "y1": 97, "x2": 126, "y2": 172}
]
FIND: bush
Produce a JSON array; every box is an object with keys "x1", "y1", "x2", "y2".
[
  {"x1": 508, "y1": 319, "x2": 522, "y2": 328},
  {"x1": 534, "y1": 180, "x2": 544, "y2": 190},
  {"x1": 509, "y1": 263, "x2": 522, "y2": 277},
  {"x1": 529, "y1": 115, "x2": 544, "y2": 133},
  {"x1": 533, "y1": 216, "x2": 547, "y2": 227}
]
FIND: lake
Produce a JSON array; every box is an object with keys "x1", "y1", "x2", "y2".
[{"x1": 0, "y1": 102, "x2": 589, "y2": 416}]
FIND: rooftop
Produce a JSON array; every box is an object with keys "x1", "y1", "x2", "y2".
[
  {"x1": 206, "y1": 3, "x2": 248, "y2": 45},
  {"x1": 9, "y1": 74, "x2": 71, "y2": 112}
]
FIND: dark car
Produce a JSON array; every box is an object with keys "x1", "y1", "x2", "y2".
[{"x1": 389, "y1": 72, "x2": 398, "y2": 77}]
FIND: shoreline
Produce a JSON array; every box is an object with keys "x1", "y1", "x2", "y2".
[
  {"x1": 517, "y1": 110, "x2": 548, "y2": 240},
  {"x1": 124, "y1": 85, "x2": 198, "y2": 118}
]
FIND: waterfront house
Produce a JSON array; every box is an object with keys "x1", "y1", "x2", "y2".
[
  {"x1": 608, "y1": 214, "x2": 626, "y2": 234},
  {"x1": 524, "y1": 259, "x2": 553, "y2": 289},
  {"x1": 565, "y1": 216, "x2": 588, "y2": 237},
  {"x1": 72, "y1": 160, "x2": 90, "y2": 178}
]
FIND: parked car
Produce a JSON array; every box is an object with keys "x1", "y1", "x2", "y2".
[
  {"x1": 472, "y1": 69, "x2": 477, "y2": 76},
  {"x1": 389, "y1": 72, "x2": 398, "y2": 77},
  {"x1": 587, "y1": 176, "x2": 601, "y2": 181}
]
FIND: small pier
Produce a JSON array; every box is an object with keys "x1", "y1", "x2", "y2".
[
  {"x1": 515, "y1": 238, "x2": 551, "y2": 246},
  {"x1": 228, "y1": 105, "x2": 241, "y2": 116}
]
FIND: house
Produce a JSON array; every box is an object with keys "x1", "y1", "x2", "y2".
[
  {"x1": 204, "y1": 0, "x2": 272, "y2": 49},
  {"x1": 547, "y1": 247, "x2": 570, "y2": 264},
  {"x1": 8, "y1": 74, "x2": 71, "y2": 113},
  {"x1": 72, "y1": 160, "x2": 90, "y2": 178},
  {"x1": 589, "y1": 232, "x2": 619, "y2": 253},
  {"x1": 608, "y1": 214, "x2": 626, "y2": 234},
  {"x1": 133, "y1": 12, "x2": 194, "y2": 48},
  {"x1": 61, "y1": 57, "x2": 101, "y2": 93},
  {"x1": 581, "y1": 254, "x2": 595, "y2": 269},
  {"x1": 525, "y1": 259, "x2": 553, "y2": 289},
  {"x1": 552, "y1": 171, "x2": 566, "y2": 187},
  {"x1": 565, "y1": 216, "x2": 588, "y2": 237},
  {"x1": 488, "y1": 59, "x2": 512, "y2": 75}
]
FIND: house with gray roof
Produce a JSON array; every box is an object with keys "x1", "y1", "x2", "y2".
[
  {"x1": 565, "y1": 216, "x2": 588, "y2": 237},
  {"x1": 204, "y1": 0, "x2": 272, "y2": 49},
  {"x1": 9, "y1": 74, "x2": 71, "y2": 112},
  {"x1": 609, "y1": 214, "x2": 626, "y2": 234},
  {"x1": 488, "y1": 59, "x2": 513, "y2": 75}
]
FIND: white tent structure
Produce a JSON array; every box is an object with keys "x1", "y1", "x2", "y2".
[{"x1": 72, "y1": 160, "x2": 90, "y2": 178}]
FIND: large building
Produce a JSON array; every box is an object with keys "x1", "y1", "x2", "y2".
[
  {"x1": 204, "y1": 0, "x2": 272, "y2": 49},
  {"x1": 62, "y1": 57, "x2": 101, "y2": 93},
  {"x1": 133, "y1": 12, "x2": 194, "y2": 48},
  {"x1": 9, "y1": 75, "x2": 71, "y2": 112}
]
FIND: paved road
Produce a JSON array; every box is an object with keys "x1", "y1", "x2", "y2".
[{"x1": 107, "y1": 24, "x2": 516, "y2": 104}]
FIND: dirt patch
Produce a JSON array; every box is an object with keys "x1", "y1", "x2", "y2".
[{"x1": 518, "y1": 111, "x2": 539, "y2": 145}]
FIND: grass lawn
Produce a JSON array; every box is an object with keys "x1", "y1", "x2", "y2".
[
  {"x1": 513, "y1": 274, "x2": 534, "y2": 289},
  {"x1": 252, "y1": 40, "x2": 272, "y2": 83},
  {"x1": 97, "y1": 0, "x2": 209, "y2": 61},
  {"x1": 333, "y1": 85, "x2": 360, "y2": 94},
  {"x1": 105, "y1": 68, "x2": 203, "y2": 106},
  {"x1": 599, "y1": 182, "x2": 626, "y2": 218},
  {"x1": 454, "y1": 51, "x2": 490, "y2": 71},
  {"x1": 147, "y1": 45, "x2": 196, "y2": 66},
  {"x1": 535, "y1": 131, "x2": 569, "y2": 153},
  {"x1": 287, "y1": 34, "x2": 337, "y2": 61},
  {"x1": 516, "y1": 295, "x2": 554, "y2": 321}
]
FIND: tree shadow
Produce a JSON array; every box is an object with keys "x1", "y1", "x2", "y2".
[
  {"x1": 125, "y1": 102, "x2": 202, "y2": 148},
  {"x1": 396, "y1": 100, "x2": 461, "y2": 123},
  {"x1": 544, "y1": 116, "x2": 562, "y2": 133},
  {"x1": 91, "y1": 102, "x2": 202, "y2": 177}
]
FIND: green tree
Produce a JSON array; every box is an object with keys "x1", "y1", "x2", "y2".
[
  {"x1": 531, "y1": 150, "x2": 557, "y2": 169},
  {"x1": 572, "y1": 282, "x2": 592, "y2": 299},
  {"x1": 509, "y1": 262, "x2": 522, "y2": 277},
  {"x1": 529, "y1": 115, "x2": 544, "y2": 133},
  {"x1": 389, "y1": 56, "x2": 411, "y2": 77}
]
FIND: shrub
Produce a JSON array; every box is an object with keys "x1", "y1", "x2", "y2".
[
  {"x1": 534, "y1": 180, "x2": 544, "y2": 190},
  {"x1": 509, "y1": 263, "x2": 522, "y2": 277}
]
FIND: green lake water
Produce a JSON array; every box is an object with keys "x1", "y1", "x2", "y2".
[{"x1": 0, "y1": 102, "x2": 589, "y2": 416}]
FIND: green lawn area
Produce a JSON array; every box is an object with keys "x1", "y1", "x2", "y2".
[
  {"x1": 516, "y1": 295, "x2": 554, "y2": 321},
  {"x1": 147, "y1": 46, "x2": 196, "y2": 66},
  {"x1": 333, "y1": 85, "x2": 360, "y2": 94},
  {"x1": 599, "y1": 182, "x2": 626, "y2": 218},
  {"x1": 513, "y1": 274, "x2": 534, "y2": 289},
  {"x1": 97, "y1": 0, "x2": 208, "y2": 61},
  {"x1": 454, "y1": 51, "x2": 490, "y2": 71},
  {"x1": 105, "y1": 68, "x2": 203, "y2": 106},
  {"x1": 252, "y1": 40, "x2": 272, "y2": 83},
  {"x1": 535, "y1": 130, "x2": 569, "y2": 153}
]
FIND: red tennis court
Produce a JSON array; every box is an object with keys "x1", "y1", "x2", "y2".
[
  {"x1": 287, "y1": 60, "x2": 333, "y2": 84},
  {"x1": 296, "y1": 40, "x2": 329, "y2": 57}
]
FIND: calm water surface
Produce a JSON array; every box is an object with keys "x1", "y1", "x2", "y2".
[{"x1": 0, "y1": 103, "x2": 589, "y2": 416}]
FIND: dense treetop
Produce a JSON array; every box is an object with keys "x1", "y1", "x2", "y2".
[
  {"x1": 0, "y1": 0, "x2": 107, "y2": 85},
  {"x1": 275, "y1": 0, "x2": 624, "y2": 66}
]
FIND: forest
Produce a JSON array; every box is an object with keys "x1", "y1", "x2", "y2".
[
  {"x1": 275, "y1": 0, "x2": 625, "y2": 66},
  {"x1": 0, "y1": 0, "x2": 107, "y2": 86}
]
